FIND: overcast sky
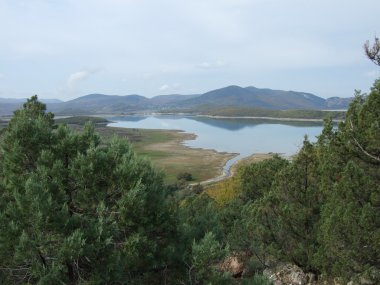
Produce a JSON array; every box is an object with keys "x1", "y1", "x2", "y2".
[{"x1": 0, "y1": 0, "x2": 379, "y2": 100}]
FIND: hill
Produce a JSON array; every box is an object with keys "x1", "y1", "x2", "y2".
[
  {"x1": 0, "y1": 98, "x2": 63, "y2": 115},
  {"x1": 180, "y1": 85, "x2": 330, "y2": 110},
  {"x1": 48, "y1": 94, "x2": 149, "y2": 115},
  {"x1": 0, "y1": 86, "x2": 352, "y2": 116}
]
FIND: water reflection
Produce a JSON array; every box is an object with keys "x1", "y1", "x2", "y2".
[
  {"x1": 112, "y1": 114, "x2": 323, "y2": 130},
  {"x1": 189, "y1": 116, "x2": 322, "y2": 131}
]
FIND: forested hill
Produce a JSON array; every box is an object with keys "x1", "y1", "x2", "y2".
[
  {"x1": 180, "y1": 85, "x2": 329, "y2": 110},
  {"x1": 0, "y1": 98, "x2": 63, "y2": 116},
  {"x1": 0, "y1": 86, "x2": 352, "y2": 115}
]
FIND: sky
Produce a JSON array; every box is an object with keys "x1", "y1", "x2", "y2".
[{"x1": 0, "y1": 0, "x2": 379, "y2": 100}]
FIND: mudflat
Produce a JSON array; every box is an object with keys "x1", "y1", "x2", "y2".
[{"x1": 82, "y1": 124, "x2": 235, "y2": 183}]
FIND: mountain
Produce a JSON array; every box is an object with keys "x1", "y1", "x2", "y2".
[
  {"x1": 326, "y1": 97, "x2": 353, "y2": 109},
  {"x1": 0, "y1": 86, "x2": 353, "y2": 116},
  {"x1": 180, "y1": 85, "x2": 328, "y2": 110},
  {"x1": 149, "y1": 94, "x2": 200, "y2": 106},
  {"x1": 48, "y1": 94, "x2": 149, "y2": 114},
  {"x1": 0, "y1": 98, "x2": 63, "y2": 115},
  {"x1": 0, "y1": 98, "x2": 63, "y2": 104},
  {"x1": 47, "y1": 94, "x2": 204, "y2": 115}
]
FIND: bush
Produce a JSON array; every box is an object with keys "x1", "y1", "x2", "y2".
[{"x1": 177, "y1": 171, "x2": 193, "y2": 181}]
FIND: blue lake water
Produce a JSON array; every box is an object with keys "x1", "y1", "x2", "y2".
[{"x1": 108, "y1": 115, "x2": 324, "y2": 174}]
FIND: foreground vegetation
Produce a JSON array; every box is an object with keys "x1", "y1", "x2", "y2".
[{"x1": 196, "y1": 79, "x2": 380, "y2": 284}]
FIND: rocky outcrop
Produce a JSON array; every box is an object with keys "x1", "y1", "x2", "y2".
[
  {"x1": 219, "y1": 255, "x2": 245, "y2": 277},
  {"x1": 262, "y1": 263, "x2": 379, "y2": 285},
  {"x1": 220, "y1": 255, "x2": 378, "y2": 285},
  {"x1": 219, "y1": 251, "x2": 253, "y2": 278},
  {"x1": 263, "y1": 263, "x2": 316, "y2": 285}
]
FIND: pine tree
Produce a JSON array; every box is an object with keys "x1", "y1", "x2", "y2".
[
  {"x1": 244, "y1": 138, "x2": 322, "y2": 273},
  {"x1": 0, "y1": 96, "x2": 178, "y2": 284},
  {"x1": 316, "y1": 79, "x2": 380, "y2": 282},
  {"x1": 238, "y1": 155, "x2": 288, "y2": 202}
]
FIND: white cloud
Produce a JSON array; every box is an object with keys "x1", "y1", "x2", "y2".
[
  {"x1": 198, "y1": 62, "x2": 211, "y2": 69},
  {"x1": 158, "y1": 83, "x2": 181, "y2": 92},
  {"x1": 197, "y1": 60, "x2": 226, "y2": 69},
  {"x1": 67, "y1": 71, "x2": 90, "y2": 88},
  {"x1": 67, "y1": 69, "x2": 101, "y2": 89},
  {"x1": 0, "y1": 73, "x2": 4, "y2": 79},
  {"x1": 159, "y1": 84, "x2": 169, "y2": 91}
]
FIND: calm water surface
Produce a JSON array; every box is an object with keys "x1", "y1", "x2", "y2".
[{"x1": 108, "y1": 115, "x2": 324, "y2": 174}]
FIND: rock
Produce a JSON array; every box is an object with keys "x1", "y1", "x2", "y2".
[
  {"x1": 333, "y1": 277, "x2": 344, "y2": 285},
  {"x1": 306, "y1": 273, "x2": 316, "y2": 284},
  {"x1": 263, "y1": 268, "x2": 281, "y2": 285},
  {"x1": 219, "y1": 254, "x2": 245, "y2": 277},
  {"x1": 263, "y1": 263, "x2": 308, "y2": 285},
  {"x1": 346, "y1": 277, "x2": 375, "y2": 285},
  {"x1": 358, "y1": 276, "x2": 375, "y2": 285}
]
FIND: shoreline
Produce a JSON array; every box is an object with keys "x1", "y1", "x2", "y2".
[
  {"x1": 106, "y1": 125, "x2": 236, "y2": 183},
  {"x1": 43, "y1": 112, "x2": 343, "y2": 123},
  {"x1": 105, "y1": 123, "x2": 243, "y2": 185},
  {"x1": 196, "y1": 114, "x2": 342, "y2": 122},
  {"x1": 58, "y1": 115, "x2": 299, "y2": 184},
  {"x1": 192, "y1": 153, "x2": 275, "y2": 186},
  {"x1": 146, "y1": 112, "x2": 342, "y2": 122}
]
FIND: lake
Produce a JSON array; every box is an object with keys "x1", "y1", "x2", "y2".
[{"x1": 108, "y1": 115, "x2": 324, "y2": 174}]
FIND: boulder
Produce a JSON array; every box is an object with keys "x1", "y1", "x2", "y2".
[
  {"x1": 220, "y1": 256, "x2": 244, "y2": 277},
  {"x1": 219, "y1": 251, "x2": 251, "y2": 278},
  {"x1": 263, "y1": 263, "x2": 312, "y2": 285}
]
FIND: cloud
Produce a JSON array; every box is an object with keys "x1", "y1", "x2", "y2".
[
  {"x1": 197, "y1": 60, "x2": 225, "y2": 69},
  {"x1": 159, "y1": 84, "x2": 169, "y2": 91},
  {"x1": 0, "y1": 73, "x2": 4, "y2": 79},
  {"x1": 67, "y1": 69, "x2": 100, "y2": 89},
  {"x1": 158, "y1": 83, "x2": 181, "y2": 92}
]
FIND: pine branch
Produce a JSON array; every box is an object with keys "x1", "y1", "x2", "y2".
[{"x1": 348, "y1": 119, "x2": 380, "y2": 162}]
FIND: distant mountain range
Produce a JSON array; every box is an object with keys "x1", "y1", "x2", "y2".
[
  {"x1": 0, "y1": 86, "x2": 352, "y2": 116},
  {"x1": 0, "y1": 98, "x2": 63, "y2": 116}
]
